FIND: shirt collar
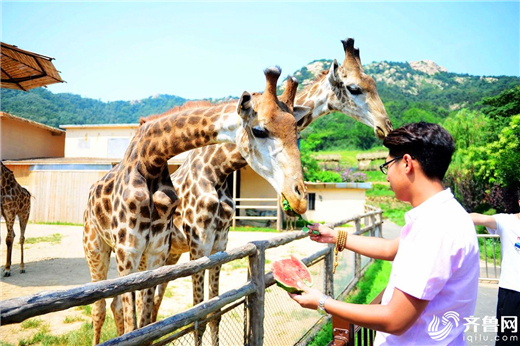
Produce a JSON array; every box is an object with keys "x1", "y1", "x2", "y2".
[{"x1": 404, "y1": 188, "x2": 454, "y2": 225}]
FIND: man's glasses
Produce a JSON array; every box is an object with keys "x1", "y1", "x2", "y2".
[{"x1": 379, "y1": 156, "x2": 403, "y2": 175}]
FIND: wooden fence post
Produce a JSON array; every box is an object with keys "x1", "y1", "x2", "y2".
[
  {"x1": 246, "y1": 241, "x2": 266, "y2": 346},
  {"x1": 324, "y1": 243, "x2": 335, "y2": 297}
]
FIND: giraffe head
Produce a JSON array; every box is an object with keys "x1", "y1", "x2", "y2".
[
  {"x1": 236, "y1": 67, "x2": 310, "y2": 215},
  {"x1": 326, "y1": 38, "x2": 393, "y2": 139}
]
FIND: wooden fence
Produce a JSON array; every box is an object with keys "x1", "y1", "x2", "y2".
[{"x1": 0, "y1": 207, "x2": 384, "y2": 346}]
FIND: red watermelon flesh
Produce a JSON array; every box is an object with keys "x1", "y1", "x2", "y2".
[{"x1": 272, "y1": 255, "x2": 313, "y2": 293}]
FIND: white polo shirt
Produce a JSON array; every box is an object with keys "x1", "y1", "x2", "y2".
[
  {"x1": 486, "y1": 213, "x2": 520, "y2": 293},
  {"x1": 375, "y1": 189, "x2": 479, "y2": 345}
]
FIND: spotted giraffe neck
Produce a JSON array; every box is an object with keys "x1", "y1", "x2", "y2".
[
  {"x1": 294, "y1": 73, "x2": 337, "y2": 130},
  {"x1": 129, "y1": 102, "x2": 240, "y2": 178}
]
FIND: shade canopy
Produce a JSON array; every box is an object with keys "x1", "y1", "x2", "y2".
[{"x1": 1, "y1": 42, "x2": 64, "y2": 91}]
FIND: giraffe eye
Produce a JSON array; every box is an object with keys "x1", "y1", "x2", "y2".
[
  {"x1": 347, "y1": 85, "x2": 362, "y2": 96},
  {"x1": 252, "y1": 126, "x2": 269, "y2": 138}
]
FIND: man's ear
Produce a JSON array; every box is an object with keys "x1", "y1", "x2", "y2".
[
  {"x1": 403, "y1": 154, "x2": 414, "y2": 173},
  {"x1": 237, "y1": 91, "x2": 254, "y2": 122},
  {"x1": 293, "y1": 105, "x2": 311, "y2": 124}
]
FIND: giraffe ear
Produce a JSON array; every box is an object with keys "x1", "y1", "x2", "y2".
[
  {"x1": 237, "y1": 91, "x2": 254, "y2": 121},
  {"x1": 292, "y1": 105, "x2": 311, "y2": 123},
  {"x1": 327, "y1": 59, "x2": 340, "y2": 85}
]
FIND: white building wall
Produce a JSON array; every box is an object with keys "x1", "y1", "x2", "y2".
[
  {"x1": 61, "y1": 125, "x2": 138, "y2": 159},
  {"x1": 305, "y1": 183, "x2": 371, "y2": 223}
]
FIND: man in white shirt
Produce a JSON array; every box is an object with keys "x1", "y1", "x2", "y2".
[
  {"x1": 470, "y1": 191, "x2": 520, "y2": 346},
  {"x1": 291, "y1": 122, "x2": 479, "y2": 345}
]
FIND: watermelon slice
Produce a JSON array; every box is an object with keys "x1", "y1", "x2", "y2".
[{"x1": 272, "y1": 255, "x2": 313, "y2": 293}]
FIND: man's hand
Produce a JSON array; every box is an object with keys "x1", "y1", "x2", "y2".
[
  {"x1": 289, "y1": 281, "x2": 324, "y2": 310},
  {"x1": 307, "y1": 223, "x2": 337, "y2": 245}
]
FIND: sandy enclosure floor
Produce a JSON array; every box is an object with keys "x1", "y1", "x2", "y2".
[{"x1": 0, "y1": 223, "x2": 325, "y2": 344}]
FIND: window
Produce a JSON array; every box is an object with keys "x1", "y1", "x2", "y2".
[{"x1": 308, "y1": 193, "x2": 316, "y2": 211}]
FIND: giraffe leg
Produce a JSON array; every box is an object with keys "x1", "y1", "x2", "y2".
[
  {"x1": 208, "y1": 264, "x2": 222, "y2": 346},
  {"x1": 152, "y1": 254, "x2": 181, "y2": 323},
  {"x1": 114, "y1": 241, "x2": 139, "y2": 334},
  {"x1": 110, "y1": 295, "x2": 124, "y2": 336},
  {"x1": 207, "y1": 226, "x2": 230, "y2": 346},
  {"x1": 18, "y1": 210, "x2": 30, "y2": 274},
  {"x1": 83, "y1": 222, "x2": 112, "y2": 345},
  {"x1": 192, "y1": 270, "x2": 207, "y2": 346},
  {"x1": 3, "y1": 214, "x2": 15, "y2": 277}
]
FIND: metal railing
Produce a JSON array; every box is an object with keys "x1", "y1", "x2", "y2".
[
  {"x1": 232, "y1": 197, "x2": 281, "y2": 231},
  {"x1": 477, "y1": 234, "x2": 501, "y2": 282}
]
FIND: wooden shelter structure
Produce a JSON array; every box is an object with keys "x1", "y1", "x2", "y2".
[{"x1": 1, "y1": 42, "x2": 63, "y2": 91}]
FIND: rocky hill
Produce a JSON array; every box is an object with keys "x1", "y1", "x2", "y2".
[{"x1": 288, "y1": 59, "x2": 519, "y2": 112}]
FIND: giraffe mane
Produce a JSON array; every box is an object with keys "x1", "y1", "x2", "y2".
[{"x1": 139, "y1": 100, "x2": 236, "y2": 126}]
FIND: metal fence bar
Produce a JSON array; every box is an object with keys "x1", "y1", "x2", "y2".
[
  {"x1": 476, "y1": 234, "x2": 500, "y2": 282},
  {"x1": 233, "y1": 197, "x2": 281, "y2": 231}
]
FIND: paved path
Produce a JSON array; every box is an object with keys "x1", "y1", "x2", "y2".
[{"x1": 382, "y1": 220, "x2": 499, "y2": 345}]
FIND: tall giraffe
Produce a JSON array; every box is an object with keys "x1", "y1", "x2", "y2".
[
  {"x1": 1, "y1": 161, "x2": 31, "y2": 277},
  {"x1": 151, "y1": 38, "x2": 393, "y2": 344},
  {"x1": 83, "y1": 66, "x2": 310, "y2": 344}
]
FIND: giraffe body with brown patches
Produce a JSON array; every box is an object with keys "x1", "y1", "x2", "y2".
[
  {"x1": 1, "y1": 162, "x2": 31, "y2": 277},
  {"x1": 151, "y1": 38, "x2": 394, "y2": 345},
  {"x1": 83, "y1": 67, "x2": 310, "y2": 344}
]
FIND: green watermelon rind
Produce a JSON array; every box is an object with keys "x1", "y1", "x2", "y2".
[
  {"x1": 275, "y1": 278, "x2": 313, "y2": 294},
  {"x1": 272, "y1": 256, "x2": 313, "y2": 294}
]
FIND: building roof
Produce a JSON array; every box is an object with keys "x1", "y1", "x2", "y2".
[
  {"x1": 1, "y1": 42, "x2": 64, "y2": 91},
  {"x1": 3, "y1": 151, "x2": 190, "y2": 166},
  {"x1": 1, "y1": 112, "x2": 64, "y2": 135},
  {"x1": 59, "y1": 124, "x2": 139, "y2": 129}
]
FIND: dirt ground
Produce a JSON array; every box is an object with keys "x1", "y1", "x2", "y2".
[{"x1": 0, "y1": 222, "x2": 324, "y2": 344}]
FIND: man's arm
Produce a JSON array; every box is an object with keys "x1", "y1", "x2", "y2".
[
  {"x1": 293, "y1": 287, "x2": 428, "y2": 335},
  {"x1": 470, "y1": 213, "x2": 497, "y2": 229},
  {"x1": 345, "y1": 235, "x2": 400, "y2": 261},
  {"x1": 308, "y1": 224, "x2": 400, "y2": 261}
]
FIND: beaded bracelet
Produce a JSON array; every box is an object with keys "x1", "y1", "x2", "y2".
[{"x1": 333, "y1": 229, "x2": 348, "y2": 274}]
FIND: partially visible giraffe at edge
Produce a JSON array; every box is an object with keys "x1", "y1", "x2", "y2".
[
  {"x1": 1, "y1": 161, "x2": 31, "y2": 277},
  {"x1": 150, "y1": 38, "x2": 394, "y2": 345}
]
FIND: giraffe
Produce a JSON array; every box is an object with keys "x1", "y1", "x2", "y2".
[
  {"x1": 150, "y1": 38, "x2": 393, "y2": 345},
  {"x1": 83, "y1": 66, "x2": 310, "y2": 344},
  {"x1": 0, "y1": 161, "x2": 31, "y2": 277}
]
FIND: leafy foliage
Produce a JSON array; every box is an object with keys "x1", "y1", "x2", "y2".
[
  {"x1": 444, "y1": 87, "x2": 520, "y2": 213},
  {"x1": 1, "y1": 88, "x2": 186, "y2": 128}
]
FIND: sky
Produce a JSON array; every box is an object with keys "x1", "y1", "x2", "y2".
[{"x1": 1, "y1": 1, "x2": 519, "y2": 102}]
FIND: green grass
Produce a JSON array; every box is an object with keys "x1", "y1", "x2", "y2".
[
  {"x1": 478, "y1": 237, "x2": 502, "y2": 263},
  {"x1": 307, "y1": 259, "x2": 392, "y2": 346},
  {"x1": 312, "y1": 147, "x2": 387, "y2": 168},
  {"x1": 25, "y1": 233, "x2": 62, "y2": 245},
  {"x1": 344, "y1": 260, "x2": 392, "y2": 304},
  {"x1": 364, "y1": 170, "x2": 387, "y2": 182},
  {"x1": 21, "y1": 318, "x2": 44, "y2": 330},
  {"x1": 231, "y1": 226, "x2": 278, "y2": 233},
  {"x1": 64, "y1": 315, "x2": 85, "y2": 324},
  {"x1": 33, "y1": 221, "x2": 83, "y2": 226},
  {"x1": 17, "y1": 311, "x2": 118, "y2": 346},
  {"x1": 366, "y1": 183, "x2": 394, "y2": 198}
]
